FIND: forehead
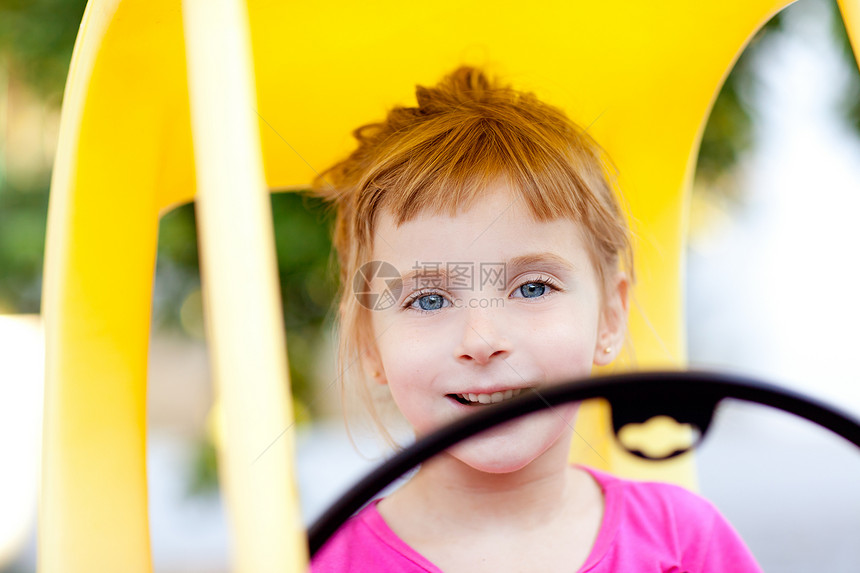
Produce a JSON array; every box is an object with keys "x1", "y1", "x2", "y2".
[{"x1": 372, "y1": 187, "x2": 596, "y2": 276}]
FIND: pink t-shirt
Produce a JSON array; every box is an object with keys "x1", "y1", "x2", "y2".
[{"x1": 311, "y1": 466, "x2": 762, "y2": 572}]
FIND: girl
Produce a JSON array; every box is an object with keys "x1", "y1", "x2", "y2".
[{"x1": 311, "y1": 67, "x2": 760, "y2": 572}]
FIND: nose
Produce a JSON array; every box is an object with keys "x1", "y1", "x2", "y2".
[{"x1": 454, "y1": 308, "x2": 510, "y2": 365}]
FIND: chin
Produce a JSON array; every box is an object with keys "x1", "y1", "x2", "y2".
[
  {"x1": 464, "y1": 456, "x2": 535, "y2": 474},
  {"x1": 446, "y1": 407, "x2": 579, "y2": 474},
  {"x1": 446, "y1": 432, "x2": 553, "y2": 474}
]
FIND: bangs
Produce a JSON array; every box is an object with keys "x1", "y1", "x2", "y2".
[{"x1": 368, "y1": 112, "x2": 609, "y2": 228}]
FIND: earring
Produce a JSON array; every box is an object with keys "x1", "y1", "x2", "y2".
[{"x1": 603, "y1": 347, "x2": 612, "y2": 355}]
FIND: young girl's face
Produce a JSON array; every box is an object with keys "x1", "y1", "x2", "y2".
[{"x1": 365, "y1": 184, "x2": 627, "y2": 474}]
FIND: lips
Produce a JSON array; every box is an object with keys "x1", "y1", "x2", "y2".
[{"x1": 448, "y1": 388, "x2": 525, "y2": 406}]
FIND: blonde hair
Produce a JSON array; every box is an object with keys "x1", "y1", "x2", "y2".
[{"x1": 313, "y1": 67, "x2": 632, "y2": 443}]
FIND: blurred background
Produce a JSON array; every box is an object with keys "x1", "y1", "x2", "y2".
[{"x1": 1, "y1": 0, "x2": 859, "y2": 571}]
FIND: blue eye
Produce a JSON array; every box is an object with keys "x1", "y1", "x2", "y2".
[
  {"x1": 411, "y1": 293, "x2": 448, "y2": 311},
  {"x1": 517, "y1": 282, "x2": 547, "y2": 298}
]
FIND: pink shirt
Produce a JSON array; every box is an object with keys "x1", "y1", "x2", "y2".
[{"x1": 311, "y1": 466, "x2": 762, "y2": 572}]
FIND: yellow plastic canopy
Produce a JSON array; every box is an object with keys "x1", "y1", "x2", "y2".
[{"x1": 40, "y1": 0, "x2": 860, "y2": 572}]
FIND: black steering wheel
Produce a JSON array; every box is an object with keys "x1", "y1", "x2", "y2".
[{"x1": 308, "y1": 370, "x2": 860, "y2": 556}]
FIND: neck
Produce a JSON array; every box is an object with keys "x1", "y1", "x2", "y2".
[{"x1": 389, "y1": 431, "x2": 578, "y2": 530}]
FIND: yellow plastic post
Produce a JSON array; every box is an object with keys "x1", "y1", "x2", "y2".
[
  {"x1": 41, "y1": 2, "x2": 164, "y2": 571},
  {"x1": 41, "y1": 0, "x2": 860, "y2": 571},
  {"x1": 182, "y1": 0, "x2": 304, "y2": 571}
]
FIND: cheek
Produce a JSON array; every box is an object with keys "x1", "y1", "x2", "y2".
[
  {"x1": 376, "y1": 313, "x2": 461, "y2": 376},
  {"x1": 375, "y1": 330, "x2": 441, "y2": 411},
  {"x1": 377, "y1": 329, "x2": 428, "y2": 379},
  {"x1": 523, "y1": 315, "x2": 599, "y2": 381}
]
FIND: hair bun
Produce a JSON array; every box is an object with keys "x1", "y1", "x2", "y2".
[
  {"x1": 445, "y1": 66, "x2": 493, "y2": 94},
  {"x1": 416, "y1": 66, "x2": 494, "y2": 114}
]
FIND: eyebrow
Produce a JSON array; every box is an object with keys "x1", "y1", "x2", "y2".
[
  {"x1": 398, "y1": 252, "x2": 575, "y2": 288},
  {"x1": 506, "y1": 253, "x2": 575, "y2": 277},
  {"x1": 399, "y1": 264, "x2": 452, "y2": 288}
]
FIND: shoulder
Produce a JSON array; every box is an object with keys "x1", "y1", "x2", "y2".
[
  {"x1": 588, "y1": 467, "x2": 722, "y2": 547},
  {"x1": 581, "y1": 467, "x2": 762, "y2": 572},
  {"x1": 596, "y1": 467, "x2": 721, "y2": 525},
  {"x1": 310, "y1": 500, "x2": 439, "y2": 573}
]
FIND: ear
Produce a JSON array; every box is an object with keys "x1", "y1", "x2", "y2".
[
  {"x1": 593, "y1": 272, "x2": 630, "y2": 366},
  {"x1": 361, "y1": 342, "x2": 388, "y2": 385}
]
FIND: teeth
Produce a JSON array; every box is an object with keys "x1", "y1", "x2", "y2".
[{"x1": 458, "y1": 388, "x2": 523, "y2": 405}]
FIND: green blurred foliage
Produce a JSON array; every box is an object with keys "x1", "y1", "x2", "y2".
[
  {"x1": 0, "y1": 175, "x2": 49, "y2": 313},
  {"x1": 186, "y1": 435, "x2": 219, "y2": 497},
  {"x1": 696, "y1": 2, "x2": 860, "y2": 196},
  {"x1": 695, "y1": 14, "x2": 784, "y2": 191},
  {"x1": 152, "y1": 193, "x2": 336, "y2": 419},
  {"x1": 0, "y1": 0, "x2": 87, "y2": 311},
  {"x1": 0, "y1": 0, "x2": 89, "y2": 101},
  {"x1": 154, "y1": 193, "x2": 335, "y2": 497}
]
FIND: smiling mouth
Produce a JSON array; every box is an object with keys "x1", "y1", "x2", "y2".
[{"x1": 449, "y1": 388, "x2": 524, "y2": 406}]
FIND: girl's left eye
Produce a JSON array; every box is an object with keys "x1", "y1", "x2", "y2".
[
  {"x1": 408, "y1": 293, "x2": 450, "y2": 311},
  {"x1": 511, "y1": 277, "x2": 558, "y2": 299},
  {"x1": 517, "y1": 282, "x2": 547, "y2": 298}
]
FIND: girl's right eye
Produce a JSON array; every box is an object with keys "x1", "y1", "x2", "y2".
[{"x1": 407, "y1": 292, "x2": 450, "y2": 312}]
